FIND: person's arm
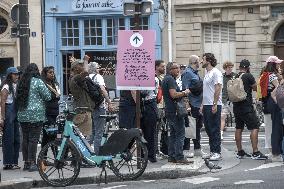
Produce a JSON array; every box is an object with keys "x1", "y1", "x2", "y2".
[
  {"x1": 271, "y1": 79, "x2": 279, "y2": 103},
  {"x1": 168, "y1": 78, "x2": 190, "y2": 99},
  {"x1": 131, "y1": 91, "x2": 136, "y2": 103},
  {"x1": 38, "y1": 79, "x2": 52, "y2": 101},
  {"x1": 0, "y1": 88, "x2": 8, "y2": 122},
  {"x1": 100, "y1": 85, "x2": 114, "y2": 111},
  {"x1": 212, "y1": 71, "x2": 223, "y2": 113},
  {"x1": 169, "y1": 89, "x2": 189, "y2": 99}
]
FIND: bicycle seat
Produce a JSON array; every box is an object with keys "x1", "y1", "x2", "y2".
[{"x1": 99, "y1": 114, "x2": 117, "y2": 122}]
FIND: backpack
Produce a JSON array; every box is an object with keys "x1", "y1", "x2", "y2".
[
  {"x1": 84, "y1": 75, "x2": 104, "y2": 108},
  {"x1": 276, "y1": 83, "x2": 284, "y2": 109},
  {"x1": 227, "y1": 73, "x2": 247, "y2": 102}
]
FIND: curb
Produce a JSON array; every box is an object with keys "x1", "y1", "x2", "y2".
[{"x1": 0, "y1": 169, "x2": 205, "y2": 189}]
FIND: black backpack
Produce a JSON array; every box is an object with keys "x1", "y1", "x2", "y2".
[{"x1": 84, "y1": 75, "x2": 104, "y2": 108}]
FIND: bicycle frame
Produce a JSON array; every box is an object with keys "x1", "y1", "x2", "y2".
[{"x1": 56, "y1": 119, "x2": 112, "y2": 166}]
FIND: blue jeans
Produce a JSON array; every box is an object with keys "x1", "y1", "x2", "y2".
[
  {"x1": 203, "y1": 105, "x2": 222, "y2": 154},
  {"x1": 91, "y1": 107, "x2": 106, "y2": 154},
  {"x1": 2, "y1": 103, "x2": 20, "y2": 165},
  {"x1": 166, "y1": 114, "x2": 185, "y2": 160}
]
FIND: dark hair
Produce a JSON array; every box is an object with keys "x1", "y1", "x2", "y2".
[
  {"x1": 16, "y1": 63, "x2": 41, "y2": 110},
  {"x1": 0, "y1": 73, "x2": 15, "y2": 97},
  {"x1": 166, "y1": 62, "x2": 174, "y2": 74},
  {"x1": 41, "y1": 66, "x2": 58, "y2": 88},
  {"x1": 155, "y1": 60, "x2": 164, "y2": 68},
  {"x1": 203, "y1": 53, "x2": 217, "y2": 67},
  {"x1": 264, "y1": 62, "x2": 278, "y2": 73}
]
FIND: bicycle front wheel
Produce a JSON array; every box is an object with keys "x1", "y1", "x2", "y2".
[
  {"x1": 109, "y1": 137, "x2": 148, "y2": 180},
  {"x1": 37, "y1": 140, "x2": 81, "y2": 187}
]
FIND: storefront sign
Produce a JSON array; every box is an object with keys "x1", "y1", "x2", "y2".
[
  {"x1": 116, "y1": 30, "x2": 156, "y2": 90},
  {"x1": 72, "y1": 0, "x2": 123, "y2": 12}
]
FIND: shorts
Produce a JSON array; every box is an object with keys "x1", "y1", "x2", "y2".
[{"x1": 234, "y1": 110, "x2": 260, "y2": 130}]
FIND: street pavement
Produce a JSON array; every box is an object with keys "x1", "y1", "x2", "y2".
[{"x1": 0, "y1": 128, "x2": 273, "y2": 189}]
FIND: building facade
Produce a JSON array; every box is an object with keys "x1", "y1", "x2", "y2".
[
  {"x1": 162, "y1": 0, "x2": 284, "y2": 76},
  {"x1": 0, "y1": 0, "x2": 43, "y2": 78},
  {"x1": 44, "y1": 0, "x2": 162, "y2": 96}
]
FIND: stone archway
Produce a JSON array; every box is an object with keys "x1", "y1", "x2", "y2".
[{"x1": 274, "y1": 24, "x2": 284, "y2": 60}]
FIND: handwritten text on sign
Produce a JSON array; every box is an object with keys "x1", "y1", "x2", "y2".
[
  {"x1": 72, "y1": 0, "x2": 123, "y2": 12},
  {"x1": 116, "y1": 30, "x2": 156, "y2": 90}
]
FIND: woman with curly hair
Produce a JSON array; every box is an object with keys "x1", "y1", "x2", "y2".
[
  {"x1": 16, "y1": 63, "x2": 51, "y2": 171},
  {"x1": 0, "y1": 67, "x2": 20, "y2": 170},
  {"x1": 40, "y1": 66, "x2": 60, "y2": 150}
]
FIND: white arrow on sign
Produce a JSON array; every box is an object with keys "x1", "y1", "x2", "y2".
[{"x1": 130, "y1": 33, "x2": 143, "y2": 48}]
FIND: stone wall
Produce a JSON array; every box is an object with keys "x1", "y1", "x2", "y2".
[
  {"x1": 163, "y1": 0, "x2": 284, "y2": 77},
  {"x1": 0, "y1": 0, "x2": 43, "y2": 70}
]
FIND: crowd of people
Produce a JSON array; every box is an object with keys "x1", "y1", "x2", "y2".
[{"x1": 0, "y1": 52, "x2": 283, "y2": 172}]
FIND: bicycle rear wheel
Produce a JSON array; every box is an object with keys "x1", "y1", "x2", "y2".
[
  {"x1": 37, "y1": 140, "x2": 81, "y2": 187},
  {"x1": 109, "y1": 137, "x2": 148, "y2": 180}
]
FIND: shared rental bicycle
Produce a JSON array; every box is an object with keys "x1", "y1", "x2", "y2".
[{"x1": 37, "y1": 102, "x2": 148, "y2": 187}]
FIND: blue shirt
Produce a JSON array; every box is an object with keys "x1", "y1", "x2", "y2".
[{"x1": 182, "y1": 66, "x2": 202, "y2": 108}]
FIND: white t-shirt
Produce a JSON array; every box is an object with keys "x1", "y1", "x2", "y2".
[
  {"x1": 203, "y1": 67, "x2": 223, "y2": 105},
  {"x1": 1, "y1": 83, "x2": 17, "y2": 104},
  {"x1": 89, "y1": 73, "x2": 106, "y2": 108}
]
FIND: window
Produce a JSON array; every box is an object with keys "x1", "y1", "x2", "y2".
[
  {"x1": 203, "y1": 23, "x2": 236, "y2": 70},
  {"x1": 271, "y1": 6, "x2": 284, "y2": 17},
  {"x1": 130, "y1": 17, "x2": 149, "y2": 30},
  {"x1": 0, "y1": 15, "x2": 8, "y2": 35},
  {"x1": 84, "y1": 19, "x2": 103, "y2": 46},
  {"x1": 107, "y1": 18, "x2": 125, "y2": 45},
  {"x1": 61, "y1": 20, "x2": 79, "y2": 46}
]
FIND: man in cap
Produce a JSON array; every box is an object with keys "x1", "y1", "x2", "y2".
[
  {"x1": 233, "y1": 59, "x2": 267, "y2": 160},
  {"x1": 69, "y1": 55, "x2": 95, "y2": 138},
  {"x1": 88, "y1": 62, "x2": 113, "y2": 154}
]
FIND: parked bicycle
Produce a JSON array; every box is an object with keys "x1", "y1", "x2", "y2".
[{"x1": 37, "y1": 101, "x2": 148, "y2": 187}]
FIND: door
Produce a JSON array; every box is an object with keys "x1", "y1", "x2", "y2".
[
  {"x1": 274, "y1": 24, "x2": 284, "y2": 60},
  {"x1": 0, "y1": 58, "x2": 14, "y2": 81},
  {"x1": 62, "y1": 52, "x2": 73, "y2": 96}
]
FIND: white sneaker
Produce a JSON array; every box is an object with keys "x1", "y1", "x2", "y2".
[
  {"x1": 271, "y1": 155, "x2": 283, "y2": 162},
  {"x1": 184, "y1": 150, "x2": 194, "y2": 158},
  {"x1": 209, "y1": 153, "x2": 222, "y2": 161},
  {"x1": 202, "y1": 152, "x2": 212, "y2": 159}
]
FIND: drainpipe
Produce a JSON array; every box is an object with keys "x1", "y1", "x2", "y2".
[{"x1": 168, "y1": 0, "x2": 173, "y2": 62}]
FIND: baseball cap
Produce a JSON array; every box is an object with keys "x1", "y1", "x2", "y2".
[
  {"x1": 266, "y1": 56, "x2": 283, "y2": 64},
  {"x1": 6, "y1": 67, "x2": 19, "y2": 75},
  {"x1": 240, "y1": 59, "x2": 250, "y2": 68},
  {"x1": 71, "y1": 59, "x2": 84, "y2": 69}
]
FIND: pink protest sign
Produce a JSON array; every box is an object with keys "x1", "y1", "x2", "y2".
[{"x1": 116, "y1": 30, "x2": 156, "y2": 90}]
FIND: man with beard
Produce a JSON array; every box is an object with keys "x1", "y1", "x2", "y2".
[{"x1": 200, "y1": 53, "x2": 223, "y2": 161}]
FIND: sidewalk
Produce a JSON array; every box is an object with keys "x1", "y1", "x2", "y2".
[{"x1": 0, "y1": 146, "x2": 240, "y2": 189}]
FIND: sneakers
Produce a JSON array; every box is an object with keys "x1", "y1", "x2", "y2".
[
  {"x1": 184, "y1": 150, "x2": 194, "y2": 158},
  {"x1": 175, "y1": 158, "x2": 194, "y2": 164},
  {"x1": 209, "y1": 153, "x2": 222, "y2": 161},
  {"x1": 236, "y1": 150, "x2": 251, "y2": 159},
  {"x1": 202, "y1": 152, "x2": 212, "y2": 159},
  {"x1": 271, "y1": 155, "x2": 284, "y2": 162},
  {"x1": 251, "y1": 151, "x2": 268, "y2": 160}
]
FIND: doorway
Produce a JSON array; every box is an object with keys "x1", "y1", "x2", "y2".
[
  {"x1": 61, "y1": 51, "x2": 80, "y2": 95},
  {"x1": 274, "y1": 23, "x2": 284, "y2": 60},
  {"x1": 0, "y1": 58, "x2": 14, "y2": 81}
]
